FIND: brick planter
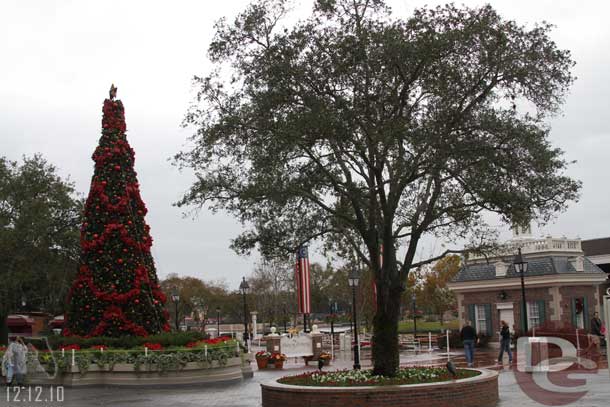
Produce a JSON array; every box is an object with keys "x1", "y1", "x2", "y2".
[{"x1": 261, "y1": 368, "x2": 498, "y2": 407}]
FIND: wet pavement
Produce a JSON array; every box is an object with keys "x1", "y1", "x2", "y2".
[{"x1": 1, "y1": 347, "x2": 608, "y2": 407}]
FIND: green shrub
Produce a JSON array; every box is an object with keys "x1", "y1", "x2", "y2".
[
  {"x1": 437, "y1": 331, "x2": 491, "y2": 349},
  {"x1": 47, "y1": 331, "x2": 207, "y2": 350},
  {"x1": 437, "y1": 331, "x2": 463, "y2": 349}
]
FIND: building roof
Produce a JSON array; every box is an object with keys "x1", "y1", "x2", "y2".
[
  {"x1": 581, "y1": 237, "x2": 610, "y2": 257},
  {"x1": 7, "y1": 315, "x2": 35, "y2": 327},
  {"x1": 452, "y1": 256, "x2": 605, "y2": 283}
]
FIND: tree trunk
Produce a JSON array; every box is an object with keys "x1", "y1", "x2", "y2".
[{"x1": 372, "y1": 281, "x2": 402, "y2": 376}]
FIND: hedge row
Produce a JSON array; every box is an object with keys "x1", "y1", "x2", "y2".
[
  {"x1": 44, "y1": 331, "x2": 208, "y2": 350},
  {"x1": 436, "y1": 331, "x2": 491, "y2": 349}
]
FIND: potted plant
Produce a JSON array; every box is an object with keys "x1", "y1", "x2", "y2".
[
  {"x1": 269, "y1": 352, "x2": 287, "y2": 369},
  {"x1": 255, "y1": 351, "x2": 271, "y2": 369},
  {"x1": 318, "y1": 352, "x2": 332, "y2": 366}
]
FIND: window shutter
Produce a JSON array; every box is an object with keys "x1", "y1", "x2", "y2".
[
  {"x1": 571, "y1": 298, "x2": 577, "y2": 328},
  {"x1": 583, "y1": 297, "x2": 589, "y2": 331},
  {"x1": 538, "y1": 300, "x2": 546, "y2": 325},
  {"x1": 468, "y1": 304, "x2": 476, "y2": 331},
  {"x1": 484, "y1": 304, "x2": 492, "y2": 335}
]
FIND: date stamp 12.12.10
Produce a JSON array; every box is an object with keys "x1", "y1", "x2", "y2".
[{"x1": 5, "y1": 385, "x2": 64, "y2": 406}]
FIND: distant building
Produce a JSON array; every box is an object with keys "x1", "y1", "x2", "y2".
[
  {"x1": 7, "y1": 312, "x2": 53, "y2": 337},
  {"x1": 581, "y1": 237, "x2": 610, "y2": 275},
  {"x1": 448, "y1": 229, "x2": 607, "y2": 344}
]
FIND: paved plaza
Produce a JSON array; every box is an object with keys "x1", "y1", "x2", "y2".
[{"x1": 1, "y1": 348, "x2": 608, "y2": 407}]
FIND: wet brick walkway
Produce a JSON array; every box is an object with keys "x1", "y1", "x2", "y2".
[{"x1": 1, "y1": 349, "x2": 608, "y2": 407}]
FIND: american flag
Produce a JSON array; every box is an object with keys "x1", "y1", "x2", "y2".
[{"x1": 296, "y1": 245, "x2": 311, "y2": 314}]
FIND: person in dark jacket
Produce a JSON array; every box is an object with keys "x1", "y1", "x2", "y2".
[
  {"x1": 497, "y1": 320, "x2": 512, "y2": 365},
  {"x1": 591, "y1": 312, "x2": 603, "y2": 336},
  {"x1": 460, "y1": 320, "x2": 477, "y2": 367},
  {"x1": 589, "y1": 312, "x2": 603, "y2": 351}
]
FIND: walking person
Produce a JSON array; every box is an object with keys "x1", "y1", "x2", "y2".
[
  {"x1": 497, "y1": 320, "x2": 513, "y2": 366},
  {"x1": 591, "y1": 312, "x2": 603, "y2": 347},
  {"x1": 583, "y1": 312, "x2": 604, "y2": 355},
  {"x1": 8, "y1": 337, "x2": 27, "y2": 385},
  {"x1": 460, "y1": 320, "x2": 477, "y2": 367},
  {"x1": 1, "y1": 338, "x2": 15, "y2": 386}
]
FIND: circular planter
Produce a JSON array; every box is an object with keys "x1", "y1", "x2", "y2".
[
  {"x1": 29, "y1": 357, "x2": 247, "y2": 387},
  {"x1": 261, "y1": 368, "x2": 498, "y2": 407}
]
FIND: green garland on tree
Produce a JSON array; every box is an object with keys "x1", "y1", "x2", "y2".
[{"x1": 64, "y1": 86, "x2": 169, "y2": 337}]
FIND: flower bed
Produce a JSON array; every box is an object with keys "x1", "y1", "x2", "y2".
[{"x1": 279, "y1": 366, "x2": 479, "y2": 387}]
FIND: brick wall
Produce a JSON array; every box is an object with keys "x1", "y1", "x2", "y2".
[
  {"x1": 457, "y1": 285, "x2": 600, "y2": 338},
  {"x1": 261, "y1": 370, "x2": 499, "y2": 407},
  {"x1": 459, "y1": 287, "x2": 552, "y2": 338}
]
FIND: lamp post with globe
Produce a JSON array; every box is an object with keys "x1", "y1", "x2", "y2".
[
  {"x1": 239, "y1": 277, "x2": 250, "y2": 349},
  {"x1": 216, "y1": 307, "x2": 221, "y2": 338},
  {"x1": 513, "y1": 248, "x2": 529, "y2": 333},
  {"x1": 348, "y1": 269, "x2": 361, "y2": 370}
]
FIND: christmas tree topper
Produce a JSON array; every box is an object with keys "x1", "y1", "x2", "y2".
[{"x1": 109, "y1": 83, "x2": 118, "y2": 100}]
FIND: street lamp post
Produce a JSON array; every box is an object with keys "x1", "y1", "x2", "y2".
[
  {"x1": 282, "y1": 303, "x2": 288, "y2": 333},
  {"x1": 412, "y1": 293, "x2": 417, "y2": 338},
  {"x1": 171, "y1": 292, "x2": 180, "y2": 331},
  {"x1": 239, "y1": 277, "x2": 250, "y2": 349},
  {"x1": 201, "y1": 305, "x2": 208, "y2": 333},
  {"x1": 329, "y1": 300, "x2": 335, "y2": 341},
  {"x1": 513, "y1": 248, "x2": 529, "y2": 334},
  {"x1": 348, "y1": 269, "x2": 361, "y2": 370},
  {"x1": 216, "y1": 307, "x2": 221, "y2": 338}
]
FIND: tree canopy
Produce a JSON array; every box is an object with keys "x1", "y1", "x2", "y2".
[
  {"x1": 420, "y1": 254, "x2": 461, "y2": 323},
  {"x1": 176, "y1": 0, "x2": 579, "y2": 375},
  {"x1": 0, "y1": 155, "x2": 82, "y2": 343}
]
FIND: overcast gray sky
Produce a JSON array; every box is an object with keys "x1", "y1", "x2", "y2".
[{"x1": 1, "y1": 0, "x2": 608, "y2": 289}]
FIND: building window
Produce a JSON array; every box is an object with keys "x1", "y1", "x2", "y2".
[
  {"x1": 574, "y1": 297, "x2": 585, "y2": 329},
  {"x1": 475, "y1": 305, "x2": 488, "y2": 335},
  {"x1": 527, "y1": 302, "x2": 541, "y2": 329}
]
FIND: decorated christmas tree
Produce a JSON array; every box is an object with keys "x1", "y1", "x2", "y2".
[{"x1": 64, "y1": 85, "x2": 170, "y2": 337}]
